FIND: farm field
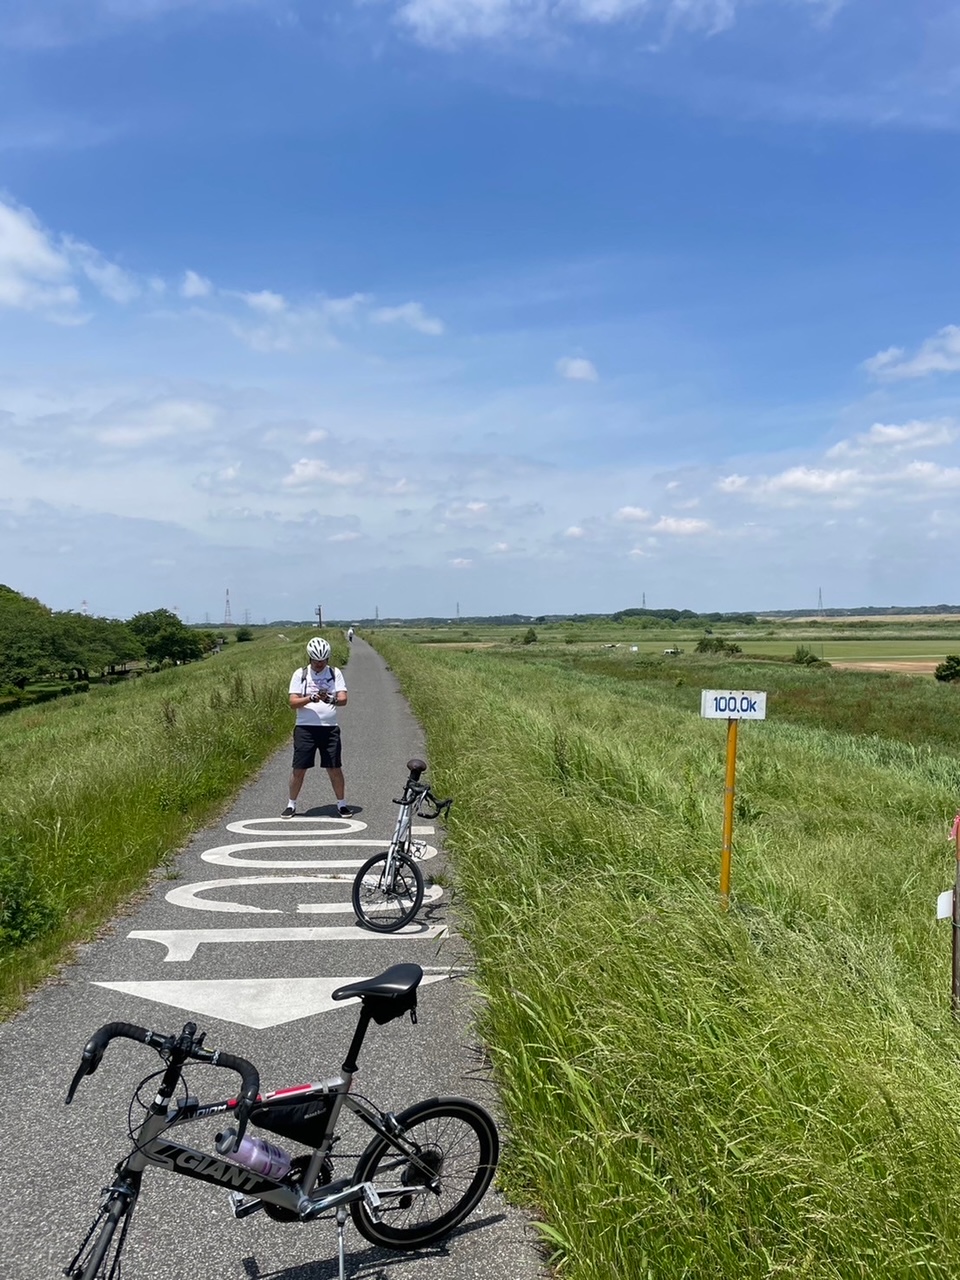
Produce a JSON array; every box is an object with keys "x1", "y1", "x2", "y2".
[
  {"x1": 393, "y1": 620, "x2": 960, "y2": 671},
  {"x1": 370, "y1": 628, "x2": 960, "y2": 1278}
]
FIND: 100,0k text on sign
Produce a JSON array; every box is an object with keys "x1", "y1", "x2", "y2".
[{"x1": 700, "y1": 691, "x2": 767, "y2": 720}]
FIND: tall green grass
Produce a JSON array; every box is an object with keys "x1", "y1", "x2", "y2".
[
  {"x1": 0, "y1": 634, "x2": 338, "y2": 1012},
  {"x1": 374, "y1": 636, "x2": 960, "y2": 1277}
]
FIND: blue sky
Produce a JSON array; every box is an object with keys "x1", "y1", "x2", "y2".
[{"x1": 1, "y1": 0, "x2": 959, "y2": 622}]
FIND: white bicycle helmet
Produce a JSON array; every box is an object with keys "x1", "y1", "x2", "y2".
[{"x1": 306, "y1": 636, "x2": 331, "y2": 662}]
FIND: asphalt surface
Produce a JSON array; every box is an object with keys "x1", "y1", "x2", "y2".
[{"x1": 0, "y1": 638, "x2": 545, "y2": 1280}]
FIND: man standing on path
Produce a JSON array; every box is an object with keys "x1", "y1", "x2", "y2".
[{"x1": 282, "y1": 636, "x2": 352, "y2": 818}]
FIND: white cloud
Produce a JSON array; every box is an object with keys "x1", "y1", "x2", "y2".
[
  {"x1": 450, "y1": 557, "x2": 473, "y2": 567},
  {"x1": 827, "y1": 418, "x2": 957, "y2": 457},
  {"x1": 650, "y1": 515, "x2": 710, "y2": 534},
  {"x1": 564, "y1": 525, "x2": 585, "y2": 537},
  {"x1": 717, "y1": 473, "x2": 749, "y2": 492},
  {"x1": 556, "y1": 355, "x2": 598, "y2": 382},
  {"x1": 180, "y1": 269, "x2": 213, "y2": 299},
  {"x1": 0, "y1": 198, "x2": 80, "y2": 318},
  {"x1": 863, "y1": 325, "x2": 960, "y2": 379},
  {"x1": 628, "y1": 547, "x2": 652, "y2": 557},
  {"x1": 614, "y1": 504, "x2": 651, "y2": 521},
  {"x1": 371, "y1": 301, "x2": 445, "y2": 336},
  {"x1": 328, "y1": 530, "x2": 362, "y2": 541},
  {"x1": 900, "y1": 460, "x2": 960, "y2": 489},
  {"x1": 392, "y1": 0, "x2": 837, "y2": 46},
  {"x1": 491, "y1": 541, "x2": 510, "y2": 552},
  {"x1": 241, "y1": 289, "x2": 287, "y2": 314},
  {"x1": 66, "y1": 238, "x2": 140, "y2": 304},
  {"x1": 305, "y1": 428, "x2": 329, "y2": 444},
  {"x1": 93, "y1": 398, "x2": 219, "y2": 448},
  {"x1": 282, "y1": 458, "x2": 364, "y2": 487}
]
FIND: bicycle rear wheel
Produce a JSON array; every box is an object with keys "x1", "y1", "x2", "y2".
[
  {"x1": 351, "y1": 1097, "x2": 499, "y2": 1249},
  {"x1": 66, "y1": 1190, "x2": 135, "y2": 1280},
  {"x1": 352, "y1": 851, "x2": 424, "y2": 932}
]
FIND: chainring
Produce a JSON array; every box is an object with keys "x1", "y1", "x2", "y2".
[{"x1": 263, "y1": 1153, "x2": 333, "y2": 1222}]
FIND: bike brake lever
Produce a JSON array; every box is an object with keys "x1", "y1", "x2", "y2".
[{"x1": 65, "y1": 1052, "x2": 100, "y2": 1105}]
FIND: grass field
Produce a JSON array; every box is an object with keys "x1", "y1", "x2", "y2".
[{"x1": 371, "y1": 629, "x2": 960, "y2": 1278}]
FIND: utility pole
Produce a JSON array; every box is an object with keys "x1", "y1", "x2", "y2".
[{"x1": 315, "y1": 603, "x2": 323, "y2": 628}]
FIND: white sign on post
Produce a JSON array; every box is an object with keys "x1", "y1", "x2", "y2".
[
  {"x1": 937, "y1": 888, "x2": 954, "y2": 920},
  {"x1": 700, "y1": 690, "x2": 767, "y2": 720}
]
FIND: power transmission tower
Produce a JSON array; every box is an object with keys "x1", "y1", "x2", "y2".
[
  {"x1": 456, "y1": 601, "x2": 460, "y2": 619},
  {"x1": 80, "y1": 599, "x2": 89, "y2": 615},
  {"x1": 243, "y1": 609, "x2": 251, "y2": 626},
  {"x1": 223, "y1": 589, "x2": 233, "y2": 627},
  {"x1": 315, "y1": 603, "x2": 323, "y2": 628},
  {"x1": 818, "y1": 587, "x2": 824, "y2": 618},
  {"x1": 375, "y1": 605, "x2": 379, "y2": 621},
  {"x1": 642, "y1": 592, "x2": 646, "y2": 608}
]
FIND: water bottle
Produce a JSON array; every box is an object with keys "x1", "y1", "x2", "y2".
[{"x1": 215, "y1": 1128, "x2": 292, "y2": 1181}]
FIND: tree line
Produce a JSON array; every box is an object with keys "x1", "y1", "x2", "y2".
[{"x1": 0, "y1": 585, "x2": 232, "y2": 691}]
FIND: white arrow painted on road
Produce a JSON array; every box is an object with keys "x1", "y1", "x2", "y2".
[
  {"x1": 128, "y1": 924, "x2": 449, "y2": 961},
  {"x1": 201, "y1": 842, "x2": 437, "y2": 869},
  {"x1": 94, "y1": 973, "x2": 450, "y2": 1029}
]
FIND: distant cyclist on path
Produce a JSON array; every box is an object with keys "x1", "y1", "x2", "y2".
[{"x1": 282, "y1": 637, "x2": 351, "y2": 818}]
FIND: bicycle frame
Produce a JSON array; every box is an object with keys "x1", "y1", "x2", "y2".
[{"x1": 119, "y1": 1080, "x2": 428, "y2": 1217}]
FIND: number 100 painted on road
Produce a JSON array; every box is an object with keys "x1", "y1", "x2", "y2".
[{"x1": 700, "y1": 690, "x2": 767, "y2": 720}]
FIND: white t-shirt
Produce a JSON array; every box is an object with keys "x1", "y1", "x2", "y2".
[{"x1": 289, "y1": 664, "x2": 347, "y2": 727}]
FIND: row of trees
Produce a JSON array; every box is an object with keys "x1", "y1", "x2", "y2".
[{"x1": 0, "y1": 587, "x2": 228, "y2": 690}]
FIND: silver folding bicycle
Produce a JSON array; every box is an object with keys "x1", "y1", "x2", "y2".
[
  {"x1": 351, "y1": 758, "x2": 452, "y2": 932},
  {"x1": 64, "y1": 963, "x2": 498, "y2": 1280}
]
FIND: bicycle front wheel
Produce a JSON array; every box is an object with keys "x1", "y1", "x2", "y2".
[
  {"x1": 352, "y1": 851, "x2": 424, "y2": 932},
  {"x1": 66, "y1": 1191, "x2": 134, "y2": 1280},
  {"x1": 351, "y1": 1097, "x2": 499, "y2": 1249}
]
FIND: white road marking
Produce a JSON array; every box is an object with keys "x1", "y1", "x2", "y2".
[
  {"x1": 297, "y1": 884, "x2": 443, "y2": 914},
  {"x1": 167, "y1": 875, "x2": 346, "y2": 914},
  {"x1": 201, "y1": 842, "x2": 437, "y2": 868},
  {"x1": 227, "y1": 817, "x2": 368, "y2": 836},
  {"x1": 165, "y1": 876, "x2": 444, "y2": 914},
  {"x1": 94, "y1": 973, "x2": 450, "y2": 1029},
  {"x1": 412, "y1": 826, "x2": 434, "y2": 835},
  {"x1": 128, "y1": 924, "x2": 449, "y2": 961}
]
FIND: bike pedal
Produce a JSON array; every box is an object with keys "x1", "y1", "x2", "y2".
[{"x1": 228, "y1": 1192, "x2": 264, "y2": 1219}]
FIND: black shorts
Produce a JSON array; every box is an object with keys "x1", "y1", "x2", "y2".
[{"x1": 292, "y1": 725, "x2": 343, "y2": 770}]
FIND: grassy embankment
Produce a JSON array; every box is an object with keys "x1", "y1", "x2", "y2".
[
  {"x1": 0, "y1": 632, "x2": 341, "y2": 1014},
  {"x1": 373, "y1": 633, "x2": 960, "y2": 1278}
]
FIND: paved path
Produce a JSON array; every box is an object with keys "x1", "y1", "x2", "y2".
[{"x1": 0, "y1": 639, "x2": 544, "y2": 1280}]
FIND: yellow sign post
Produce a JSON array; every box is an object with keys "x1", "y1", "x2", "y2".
[{"x1": 700, "y1": 690, "x2": 767, "y2": 909}]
